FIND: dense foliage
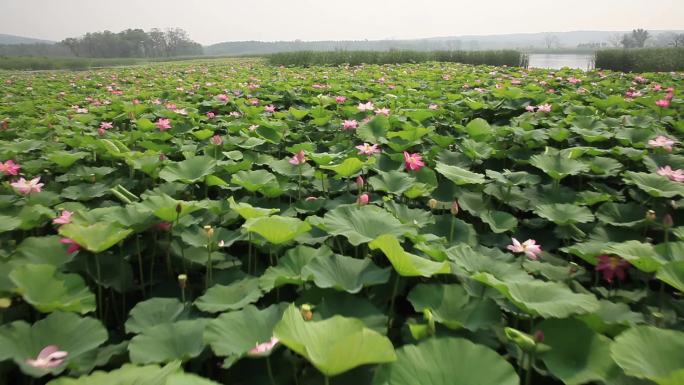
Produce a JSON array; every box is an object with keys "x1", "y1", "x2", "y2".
[
  {"x1": 0, "y1": 59, "x2": 683, "y2": 385},
  {"x1": 59, "y1": 28, "x2": 202, "y2": 58},
  {"x1": 595, "y1": 48, "x2": 684, "y2": 72},
  {"x1": 267, "y1": 50, "x2": 526, "y2": 67}
]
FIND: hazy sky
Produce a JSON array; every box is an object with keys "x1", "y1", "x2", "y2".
[{"x1": 1, "y1": 0, "x2": 682, "y2": 45}]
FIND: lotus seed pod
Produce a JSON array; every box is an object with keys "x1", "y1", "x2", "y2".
[
  {"x1": 178, "y1": 274, "x2": 188, "y2": 289},
  {"x1": 646, "y1": 210, "x2": 656, "y2": 222},
  {"x1": 450, "y1": 201, "x2": 459, "y2": 215},
  {"x1": 300, "y1": 304, "x2": 313, "y2": 321},
  {"x1": 428, "y1": 198, "x2": 438, "y2": 209}
]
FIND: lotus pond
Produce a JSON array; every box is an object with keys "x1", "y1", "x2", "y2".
[{"x1": 0, "y1": 59, "x2": 683, "y2": 385}]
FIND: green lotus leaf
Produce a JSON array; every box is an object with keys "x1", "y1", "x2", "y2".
[
  {"x1": 139, "y1": 194, "x2": 208, "y2": 222},
  {"x1": 230, "y1": 169, "x2": 282, "y2": 197},
  {"x1": 10, "y1": 264, "x2": 96, "y2": 314},
  {"x1": 228, "y1": 196, "x2": 279, "y2": 219},
  {"x1": 316, "y1": 293, "x2": 388, "y2": 333},
  {"x1": 128, "y1": 319, "x2": 207, "y2": 364},
  {"x1": 274, "y1": 304, "x2": 396, "y2": 377},
  {"x1": 47, "y1": 151, "x2": 89, "y2": 168},
  {"x1": 166, "y1": 372, "x2": 222, "y2": 385},
  {"x1": 530, "y1": 152, "x2": 589, "y2": 181},
  {"x1": 0, "y1": 312, "x2": 107, "y2": 378},
  {"x1": 368, "y1": 170, "x2": 415, "y2": 195},
  {"x1": 369, "y1": 234, "x2": 450, "y2": 277},
  {"x1": 321, "y1": 205, "x2": 413, "y2": 246},
  {"x1": 195, "y1": 277, "x2": 263, "y2": 313},
  {"x1": 604, "y1": 241, "x2": 666, "y2": 273},
  {"x1": 320, "y1": 157, "x2": 370, "y2": 178},
  {"x1": 58, "y1": 222, "x2": 133, "y2": 253},
  {"x1": 611, "y1": 326, "x2": 684, "y2": 385},
  {"x1": 204, "y1": 304, "x2": 286, "y2": 365},
  {"x1": 595, "y1": 202, "x2": 646, "y2": 227},
  {"x1": 15, "y1": 235, "x2": 74, "y2": 266},
  {"x1": 302, "y1": 254, "x2": 391, "y2": 293},
  {"x1": 577, "y1": 300, "x2": 644, "y2": 334},
  {"x1": 103, "y1": 205, "x2": 156, "y2": 232},
  {"x1": 538, "y1": 318, "x2": 619, "y2": 385},
  {"x1": 243, "y1": 215, "x2": 311, "y2": 244},
  {"x1": 656, "y1": 261, "x2": 684, "y2": 292},
  {"x1": 480, "y1": 210, "x2": 519, "y2": 233},
  {"x1": 159, "y1": 156, "x2": 216, "y2": 183},
  {"x1": 465, "y1": 117, "x2": 494, "y2": 140},
  {"x1": 624, "y1": 172, "x2": 684, "y2": 198},
  {"x1": 473, "y1": 273, "x2": 599, "y2": 318},
  {"x1": 407, "y1": 284, "x2": 500, "y2": 331},
  {"x1": 125, "y1": 298, "x2": 189, "y2": 334},
  {"x1": 435, "y1": 162, "x2": 486, "y2": 185},
  {"x1": 46, "y1": 362, "x2": 182, "y2": 385},
  {"x1": 373, "y1": 337, "x2": 518, "y2": 385},
  {"x1": 589, "y1": 156, "x2": 623, "y2": 176},
  {"x1": 534, "y1": 203, "x2": 595, "y2": 225},
  {"x1": 260, "y1": 245, "x2": 330, "y2": 292},
  {"x1": 0, "y1": 214, "x2": 21, "y2": 233}
]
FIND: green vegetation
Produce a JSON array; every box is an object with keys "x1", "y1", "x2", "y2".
[
  {"x1": 267, "y1": 49, "x2": 527, "y2": 67},
  {"x1": 0, "y1": 58, "x2": 682, "y2": 385},
  {"x1": 595, "y1": 47, "x2": 684, "y2": 72}
]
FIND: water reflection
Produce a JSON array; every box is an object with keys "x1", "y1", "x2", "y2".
[{"x1": 528, "y1": 54, "x2": 595, "y2": 70}]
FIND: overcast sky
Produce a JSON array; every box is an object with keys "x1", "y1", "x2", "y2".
[{"x1": 1, "y1": 0, "x2": 682, "y2": 45}]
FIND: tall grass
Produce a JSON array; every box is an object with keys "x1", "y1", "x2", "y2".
[
  {"x1": 267, "y1": 50, "x2": 527, "y2": 67},
  {"x1": 595, "y1": 48, "x2": 684, "y2": 72},
  {"x1": 0, "y1": 55, "x2": 237, "y2": 71}
]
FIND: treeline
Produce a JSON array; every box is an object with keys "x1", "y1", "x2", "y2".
[
  {"x1": 0, "y1": 28, "x2": 202, "y2": 58},
  {"x1": 595, "y1": 47, "x2": 684, "y2": 72},
  {"x1": 267, "y1": 50, "x2": 526, "y2": 67},
  {"x1": 61, "y1": 28, "x2": 202, "y2": 57}
]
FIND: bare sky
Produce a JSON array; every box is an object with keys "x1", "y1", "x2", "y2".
[{"x1": 1, "y1": 0, "x2": 682, "y2": 45}]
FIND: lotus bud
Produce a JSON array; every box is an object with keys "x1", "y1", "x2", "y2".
[
  {"x1": 203, "y1": 225, "x2": 214, "y2": 238},
  {"x1": 534, "y1": 330, "x2": 545, "y2": 343},
  {"x1": 423, "y1": 309, "x2": 436, "y2": 336},
  {"x1": 450, "y1": 201, "x2": 459, "y2": 216},
  {"x1": 356, "y1": 176, "x2": 364, "y2": 190},
  {"x1": 663, "y1": 214, "x2": 674, "y2": 228},
  {"x1": 176, "y1": 203, "x2": 182, "y2": 214},
  {"x1": 504, "y1": 327, "x2": 537, "y2": 352},
  {"x1": 300, "y1": 304, "x2": 313, "y2": 321},
  {"x1": 159, "y1": 153, "x2": 167, "y2": 161},
  {"x1": 428, "y1": 198, "x2": 438, "y2": 210},
  {"x1": 357, "y1": 193, "x2": 369, "y2": 206},
  {"x1": 177, "y1": 274, "x2": 188, "y2": 289},
  {"x1": 646, "y1": 210, "x2": 656, "y2": 222}
]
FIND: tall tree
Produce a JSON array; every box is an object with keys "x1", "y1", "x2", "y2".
[{"x1": 631, "y1": 29, "x2": 650, "y2": 48}]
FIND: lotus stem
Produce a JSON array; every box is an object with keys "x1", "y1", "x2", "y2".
[
  {"x1": 449, "y1": 216, "x2": 456, "y2": 243},
  {"x1": 136, "y1": 235, "x2": 145, "y2": 297},
  {"x1": 95, "y1": 253, "x2": 103, "y2": 320},
  {"x1": 324, "y1": 376, "x2": 330, "y2": 385},
  {"x1": 266, "y1": 356, "x2": 276, "y2": 385},
  {"x1": 387, "y1": 273, "x2": 401, "y2": 333}
]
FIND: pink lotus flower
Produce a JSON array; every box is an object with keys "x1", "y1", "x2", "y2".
[
  {"x1": 506, "y1": 238, "x2": 542, "y2": 260},
  {"x1": 357, "y1": 102, "x2": 374, "y2": 111},
  {"x1": 247, "y1": 337, "x2": 279, "y2": 356},
  {"x1": 357, "y1": 193, "x2": 370, "y2": 205},
  {"x1": 657, "y1": 166, "x2": 684, "y2": 182},
  {"x1": 403, "y1": 151, "x2": 425, "y2": 172},
  {"x1": 596, "y1": 255, "x2": 630, "y2": 283},
  {"x1": 155, "y1": 222, "x2": 172, "y2": 232},
  {"x1": 156, "y1": 118, "x2": 172, "y2": 131},
  {"x1": 428, "y1": 104, "x2": 439, "y2": 110},
  {"x1": 289, "y1": 150, "x2": 306, "y2": 166},
  {"x1": 374, "y1": 107, "x2": 390, "y2": 116},
  {"x1": 634, "y1": 76, "x2": 647, "y2": 83},
  {"x1": 335, "y1": 96, "x2": 346, "y2": 103},
  {"x1": 206, "y1": 112, "x2": 216, "y2": 119},
  {"x1": 536, "y1": 104, "x2": 552, "y2": 113},
  {"x1": 525, "y1": 105, "x2": 536, "y2": 112},
  {"x1": 60, "y1": 238, "x2": 81, "y2": 254},
  {"x1": 210, "y1": 134, "x2": 223, "y2": 146},
  {"x1": 355, "y1": 143, "x2": 380, "y2": 156},
  {"x1": 649, "y1": 135, "x2": 676, "y2": 152},
  {"x1": 342, "y1": 120, "x2": 358, "y2": 130},
  {"x1": 656, "y1": 99, "x2": 670, "y2": 108},
  {"x1": 264, "y1": 105, "x2": 276, "y2": 113},
  {"x1": 26, "y1": 345, "x2": 68, "y2": 370},
  {"x1": 0, "y1": 160, "x2": 21, "y2": 176},
  {"x1": 11, "y1": 177, "x2": 44, "y2": 195},
  {"x1": 53, "y1": 210, "x2": 73, "y2": 225},
  {"x1": 356, "y1": 176, "x2": 364, "y2": 189},
  {"x1": 216, "y1": 94, "x2": 229, "y2": 102},
  {"x1": 99, "y1": 122, "x2": 113, "y2": 130}
]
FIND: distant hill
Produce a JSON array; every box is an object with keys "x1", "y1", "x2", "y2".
[
  {"x1": 0, "y1": 33, "x2": 54, "y2": 45},
  {"x1": 206, "y1": 30, "x2": 684, "y2": 56}
]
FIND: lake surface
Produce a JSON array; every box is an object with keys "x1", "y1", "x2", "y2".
[{"x1": 528, "y1": 54, "x2": 595, "y2": 70}]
